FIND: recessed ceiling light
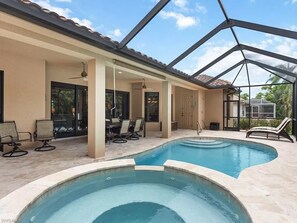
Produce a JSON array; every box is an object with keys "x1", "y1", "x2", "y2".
[{"x1": 118, "y1": 71, "x2": 123, "y2": 74}]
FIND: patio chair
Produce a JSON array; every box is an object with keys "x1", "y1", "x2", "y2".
[
  {"x1": 251, "y1": 117, "x2": 289, "y2": 131},
  {"x1": 111, "y1": 118, "x2": 121, "y2": 124},
  {"x1": 105, "y1": 118, "x2": 115, "y2": 143},
  {"x1": 34, "y1": 120, "x2": 56, "y2": 152},
  {"x1": 0, "y1": 121, "x2": 32, "y2": 157},
  {"x1": 113, "y1": 119, "x2": 131, "y2": 143},
  {"x1": 246, "y1": 118, "x2": 294, "y2": 143},
  {"x1": 128, "y1": 118, "x2": 143, "y2": 140}
]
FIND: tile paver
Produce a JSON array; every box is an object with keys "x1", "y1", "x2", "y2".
[{"x1": 0, "y1": 130, "x2": 296, "y2": 222}]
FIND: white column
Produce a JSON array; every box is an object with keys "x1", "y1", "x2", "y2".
[
  {"x1": 162, "y1": 81, "x2": 172, "y2": 138},
  {"x1": 88, "y1": 59, "x2": 105, "y2": 158}
]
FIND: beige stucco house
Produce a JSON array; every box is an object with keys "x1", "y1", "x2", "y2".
[{"x1": 0, "y1": 0, "x2": 225, "y2": 158}]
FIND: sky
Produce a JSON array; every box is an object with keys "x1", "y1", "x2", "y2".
[{"x1": 30, "y1": 0, "x2": 297, "y2": 95}]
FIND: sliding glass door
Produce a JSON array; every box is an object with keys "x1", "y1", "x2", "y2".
[
  {"x1": 51, "y1": 82, "x2": 87, "y2": 138},
  {"x1": 105, "y1": 89, "x2": 129, "y2": 120},
  {"x1": 76, "y1": 86, "x2": 88, "y2": 135}
]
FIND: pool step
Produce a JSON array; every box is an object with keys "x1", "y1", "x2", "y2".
[
  {"x1": 180, "y1": 140, "x2": 231, "y2": 148},
  {"x1": 183, "y1": 139, "x2": 223, "y2": 145}
]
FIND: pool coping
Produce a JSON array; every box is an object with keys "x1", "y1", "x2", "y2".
[
  {"x1": 0, "y1": 157, "x2": 274, "y2": 223},
  {"x1": 0, "y1": 159, "x2": 135, "y2": 223}
]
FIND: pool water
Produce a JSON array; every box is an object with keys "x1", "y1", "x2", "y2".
[
  {"x1": 135, "y1": 139, "x2": 277, "y2": 178},
  {"x1": 93, "y1": 202, "x2": 185, "y2": 223},
  {"x1": 18, "y1": 169, "x2": 252, "y2": 223}
]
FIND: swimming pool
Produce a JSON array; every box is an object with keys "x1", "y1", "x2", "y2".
[
  {"x1": 135, "y1": 138, "x2": 277, "y2": 178},
  {"x1": 16, "y1": 163, "x2": 252, "y2": 223}
]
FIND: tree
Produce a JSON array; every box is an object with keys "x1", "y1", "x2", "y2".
[
  {"x1": 262, "y1": 63, "x2": 296, "y2": 118},
  {"x1": 255, "y1": 92, "x2": 264, "y2": 99},
  {"x1": 240, "y1": 93, "x2": 249, "y2": 100}
]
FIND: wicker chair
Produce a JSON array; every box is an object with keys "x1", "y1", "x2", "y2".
[
  {"x1": 0, "y1": 121, "x2": 32, "y2": 157},
  {"x1": 34, "y1": 120, "x2": 56, "y2": 152}
]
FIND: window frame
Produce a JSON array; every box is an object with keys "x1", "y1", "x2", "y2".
[{"x1": 144, "y1": 92, "x2": 159, "y2": 122}]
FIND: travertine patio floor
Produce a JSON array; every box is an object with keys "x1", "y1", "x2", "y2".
[{"x1": 0, "y1": 130, "x2": 296, "y2": 222}]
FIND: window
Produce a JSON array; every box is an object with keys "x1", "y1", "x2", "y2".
[
  {"x1": 145, "y1": 92, "x2": 159, "y2": 122},
  {"x1": 260, "y1": 105, "x2": 274, "y2": 118},
  {"x1": 105, "y1": 90, "x2": 129, "y2": 120},
  {"x1": 252, "y1": 106, "x2": 259, "y2": 118}
]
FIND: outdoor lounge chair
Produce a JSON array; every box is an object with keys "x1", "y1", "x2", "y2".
[
  {"x1": 0, "y1": 121, "x2": 32, "y2": 157},
  {"x1": 128, "y1": 118, "x2": 143, "y2": 140},
  {"x1": 251, "y1": 117, "x2": 289, "y2": 131},
  {"x1": 113, "y1": 119, "x2": 130, "y2": 143},
  {"x1": 246, "y1": 118, "x2": 294, "y2": 143},
  {"x1": 34, "y1": 120, "x2": 56, "y2": 152}
]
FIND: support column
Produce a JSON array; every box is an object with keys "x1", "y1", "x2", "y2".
[
  {"x1": 162, "y1": 81, "x2": 172, "y2": 138},
  {"x1": 88, "y1": 59, "x2": 106, "y2": 158}
]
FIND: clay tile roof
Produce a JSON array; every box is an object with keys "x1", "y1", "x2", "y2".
[
  {"x1": 195, "y1": 74, "x2": 231, "y2": 87},
  {"x1": 19, "y1": 0, "x2": 119, "y2": 44},
  {"x1": 17, "y1": 0, "x2": 169, "y2": 68},
  {"x1": 13, "y1": 0, "x2": 221, "y2": 88}
]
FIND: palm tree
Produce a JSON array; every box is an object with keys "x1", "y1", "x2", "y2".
[{"x1": 262, "y1": 63, "x2": 296, "y2": 118}]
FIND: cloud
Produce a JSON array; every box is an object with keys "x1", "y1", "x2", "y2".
[
  {"x1": 292, "y1": 0, "x2": 297, "y2": 3},
  {"x1": 71, "y1": 18, "x2": 94, "y2": 29},
  {"x1": 32, "y1": 0, "x2": 71, "y2": 17},
  {"x1": 173, "y1": 0, "x2": 188, "y2": 9},
  {"x1": 289, "y1": 25, "x2": 297, "y2": 31},
  {"x1": 194, "y1": 41, "x2": 239, "y2": 74},
  {"x1": 195, "y1": 3, "x2": 207, "y2": 14},
  {"x1": 31, "y1": 0, "x2": 94, "y2": 30},
  {"x1": 160, "y1": 11, "x2": 198, "y2": 29},
  {"x1": 107, "y1": 28, "x2": 123, "y2": 41},
  {"x1": 177, "y1": 30, "x2": 297, "y2": 87}
]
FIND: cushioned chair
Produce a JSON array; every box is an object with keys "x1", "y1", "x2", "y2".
[
  {"x1": 128, "y1": 118, "x2": 143, "y2": 140},
  {"x1": 0, "y1": 121, "x2": 32, "y2": 157},
  {"x1": 113, "y1": 120, "x2": 131, "y2": 143},
  {"x1": 34, "y1": 120, "x2": 56, "y2": 152},
  {"x1": 246, "y1": 118, "x2": 294, "y2": 143}
]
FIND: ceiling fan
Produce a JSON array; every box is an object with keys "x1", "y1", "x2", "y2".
[{"x1": 69, "y1": 62, "x2": 88, "y2": 81}]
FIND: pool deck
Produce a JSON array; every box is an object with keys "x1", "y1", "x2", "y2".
[{"x1": 0, "y1": 130, "x2": 296, "y2": 222}]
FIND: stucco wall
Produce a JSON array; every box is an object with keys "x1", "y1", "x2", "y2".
[
  {"x1": 175, "y1": 87, "x2": 205, "y2": 130},
  {"x1": 205, "y1": 89, "x2": 223, "y2": 130},
  {"x1": 0, "y1": 51, "x2": 46, "y2": 133},
  {"x1": 106, "y1": 76, "x2": 131, "y2": 93}
]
